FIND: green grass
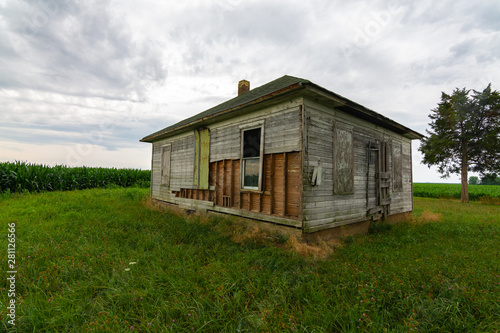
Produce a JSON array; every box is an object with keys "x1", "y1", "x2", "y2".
[
  {"x1": 414, "y1": 183, "x2": 500, "y2": 201},
  {"x1": 1, "y1": 189, "x2": 499, "y2": 332},
  {"x1": 0, "y1": 161, "x2": 150, "y2": 194}
]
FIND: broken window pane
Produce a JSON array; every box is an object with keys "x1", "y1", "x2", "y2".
[{"x1": 243, "y1": 128, "x2": 261, "y2": 158}]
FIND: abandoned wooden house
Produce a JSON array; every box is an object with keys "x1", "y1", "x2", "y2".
[{"x1": 141, "y1": 75, "x2": 423, "y2": 234}]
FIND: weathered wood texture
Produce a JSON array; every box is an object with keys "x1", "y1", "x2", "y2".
[
  {"x1": 392, "y1": 141, "x2": 403, "y2": 191},
  {"x1": 169, "y1": 134, "x2": 195, "y2": 192},
  {"x1": 150, "y1": 97, "x2": 414, "y2": 233},
  {"x1": 176, "y1": 152, "x2": 301, "y2": 220},
  {"x1": 151, "y1": 143, "x2": 162, "y2": 198},
  {"x1": 210, "y1": 107, "x2": 301, "y2": 162},
  {"x1": 151, "y1": 133, "x2": 195, "y2": 197},
  {"x1": 150, "y1": 103, "x2": 303, "y2": 226},
  {"x1": 302, "y1": 101, "x2": 413, "y2": 232},
  {"x1": 333, "y1": 124, "x2": 354, "y2": 194}
]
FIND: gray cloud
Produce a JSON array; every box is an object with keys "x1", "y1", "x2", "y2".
[
  {"x1": 0, "y1": 0, "x2": 166, "y2": 101},
  {"x1": 0, "y1": 0, "x2": 498, "y2": 180}
]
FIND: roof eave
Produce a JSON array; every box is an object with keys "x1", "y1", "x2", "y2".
[{"x1": 302, "y1": 83, "x2": 424, "y2": 140}]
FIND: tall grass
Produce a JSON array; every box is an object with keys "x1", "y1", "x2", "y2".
[
  {"x1": 0, "y1": 189, "x2": 499, "y2": 331},
  {"x1": 0, "y1": 161, "x2": 150, "y2": 193},
  {"x1": 413, "y1": 183, "x2": 500, "y2": 201}
]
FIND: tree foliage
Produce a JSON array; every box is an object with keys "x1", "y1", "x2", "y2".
[
  {"x1": 468, "y1": 176, "x2": 479, "y2": 185},
  {"x1": 419, "y1": 84, "x2": 500, "y2": 202},
  {"x1": 480, "y1": 173, "x2": 500, "y2": 185}
]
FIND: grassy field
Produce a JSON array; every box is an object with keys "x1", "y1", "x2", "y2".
[
  {"x1": 413, "y1": 183, "x2": 500, "y2": 201},
  {"x1": 0, "y1": 162, "x2": 150, "y2": 194},
  {"x1": 1, "y1": 189, "x2": 499, "y2": 332}
]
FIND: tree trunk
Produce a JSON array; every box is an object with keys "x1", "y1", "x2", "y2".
[{"x1": 460, "y1": 149, "x2": 469, "y2": 203}]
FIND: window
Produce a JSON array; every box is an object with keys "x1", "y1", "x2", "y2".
[
  {"x1": 241, "y1": 127, "x2": 263, "y2": 190},
  {"x1": 161, "y1": 144, "x2": 171, "y2": 186}
]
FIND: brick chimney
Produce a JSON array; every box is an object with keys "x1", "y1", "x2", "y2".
[{"x1": 238, "y1": 79, "x2": 250, "y2": 95}]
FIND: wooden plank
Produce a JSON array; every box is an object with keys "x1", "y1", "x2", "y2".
[
  {"x1": 381, "y1": 198, "x2": 391, "y2": 206},
  {"x1": 285, "y1": 152, "x2": 301, "y2": 218},
  {"x1": 193, "y1": 130, "x2": 200, "y2": 188},
  {"x1": 208, "y1": 206, "x2": 302, "y2": 228},
  {"x1": 222, "y1": 160, "x2": 226, "y2": 196},
  {"x1": 238, "y1": 162, "x2": 242, "y2": 209},
  {"x1": 283, "y1": 152, "x2": 287, "y2": 217},
  {"x1": 380, "y1": 172, "x2": 391, "y2": 179},
  {"x1": 270, "y1": 154, "x2": 274, "y2": 215},
  {"x1": 199, "y1": 128, "x2": 210, "y2": 189},
  {"x1": 333, "y1": 125, "x2": 354, "y2": 194},
  {"x1": 215, "y1": 161, "x2": 219, "y2": 206},
  {"x1": 380, "y1": 181, "x2": 390, "y2": 188},
  {"x1": 368, "y1": 207, "x2": 382, "y2": 215},
  {"x1": 233, "y1": 159, "x2": 240, "y2": 208},
  {"x1": 262, "y1": 194, "x2": 271, "y2": 214},
  {"x1": 230, "y1": 159, "x2": 234, "y2": 202},
  {"x1": 251, "y1": 193, "x2": 260, "y2": 212}
]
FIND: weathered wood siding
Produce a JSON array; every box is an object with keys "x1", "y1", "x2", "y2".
[
  {"x1": 205, "y1": 152, "x2": 301, "y2": 219},
  {"x1": 150, "y1": 99, "x2": 303, "y2": 226},
  {"x1": 302, "y1": 99, "x2": 413, "y2": 232},
  {"x1": 151, "y1": 143, "x2": 162, "y2": 198},
  {"x1": 151, "y1": 132, "x2": 195, "y2": 201},
  {"x1": 210, "y1": 105, "x2": 301, "y2": 161}
]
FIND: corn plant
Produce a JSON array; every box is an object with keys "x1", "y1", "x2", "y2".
[{"x1": 0, "y1": 161, "x2": 150, "y2": 193}]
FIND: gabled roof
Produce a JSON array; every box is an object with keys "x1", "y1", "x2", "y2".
[{"x1": 141, "y1": 75, "x2": 423, "y2": 142}]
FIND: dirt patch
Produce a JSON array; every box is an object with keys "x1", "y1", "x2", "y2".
[
  {"x1": 286, "y1": 235, "x2": 340, "y2": 259},
  {"x1": 143, "y1": 198, "x2": 343, "y2": 259},
  {"x1": 478, "y1": 196, "x2": 500, "y2": 205},
  {"x1": 411, "y1": 210, "x2": 442, "y2": 225}
]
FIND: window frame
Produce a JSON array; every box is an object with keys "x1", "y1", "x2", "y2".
[{"x1": 240, "y1": 122, "x2": 264, "y2": 191}]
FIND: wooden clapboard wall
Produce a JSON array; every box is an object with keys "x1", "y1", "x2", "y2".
[
  {"x1": 209, "y1": 106, "x2": 302, "y2": 162},
  {"x1": 151, "y1": 132, "x2": 195, "y2": 200},
  {"x1": 152, "y1": 101, "x2": 303, "y2": 221},
  {"x1": 207, "y1": 152, "x2": 301, "y2": 219},
  {"x1": 302, "y1": 99, "x2": 414, "y2": 232}
]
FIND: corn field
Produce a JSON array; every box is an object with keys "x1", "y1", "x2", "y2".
[
  {"x1": 413, "y1": 183, "x2": 500, "y2": 201},
  {"x1": 0, "y1": 162, "x2": 150, "y2": 193}
]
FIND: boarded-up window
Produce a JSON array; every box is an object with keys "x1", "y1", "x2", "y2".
[
  {"x1": 161, "y1": 145, "x2": 171, "y2": 186},
  {"x1": 393, "y1": 141, "x2": 403, "y2": 191},
  {"x1": 241, "y1": 127, "x2": 263, "y2": 190},
  {"x1": 333, "y1": 125, "x2": 354, "y2": 194},
  {"x1": 194, "y1": 128, "x2": 210, "y2": 189}
]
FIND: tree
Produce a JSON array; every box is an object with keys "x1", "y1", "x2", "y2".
[
  {"x1": 419, "y1": 84, "x2": 500, "y2": 202},
  {"x1": 480, "y1": 173, "x2": 500, "y2": 185},
  {"x1": 468, "y1": 176, "x2": 479, "y2": 185}
]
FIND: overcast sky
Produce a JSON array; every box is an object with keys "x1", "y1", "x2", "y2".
[{"x1": 1, "y1": 0, "x2": 499, "y2": 182}]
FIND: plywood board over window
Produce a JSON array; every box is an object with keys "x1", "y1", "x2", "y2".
[
  {"x1": 392, "y1": 141, "x2": 403, "y2": 191},
  {"x1": 333, "y1": 123, "x2": 354, "y2": 194},
  {"x1": 161, "y1": 144, "x2": 171, "y2": 186},
  {"x1": 194, "y1": 128, "x2": 210, "y2": 189}
]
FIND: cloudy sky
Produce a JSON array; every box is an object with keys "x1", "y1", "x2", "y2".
[{"x1": 1, "y1": 0, "x2": 499, "y2": 182}]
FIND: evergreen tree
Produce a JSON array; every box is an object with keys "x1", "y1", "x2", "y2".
[{"x1": 419, "y1": 84, "x2": 500, "y2": 202}]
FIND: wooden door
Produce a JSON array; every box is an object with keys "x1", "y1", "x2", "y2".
[{"x1": 366, "y1": 141, "x2": 391, "y2": 221}]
